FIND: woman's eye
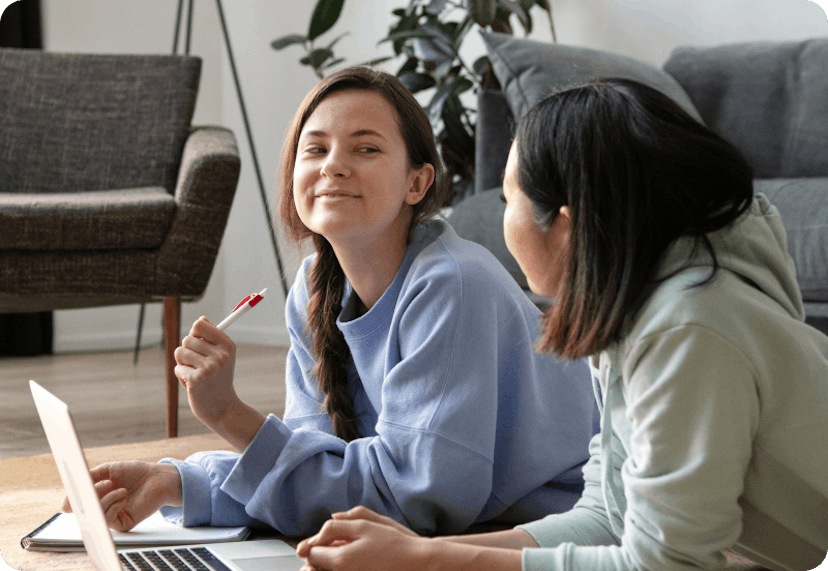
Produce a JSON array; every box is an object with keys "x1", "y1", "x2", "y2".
[
  {"x1": 499, "y1": 192, "x2": 507, "y2": 204},
  {"x1": 305, "y1": 147, "x2": 326, "y2": 154},
  {"x1": 360, "y1": 146, "x2": 379, "y2": 154}
]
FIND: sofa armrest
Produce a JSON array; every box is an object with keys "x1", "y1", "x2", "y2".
[{"x1": 155, "y1": 126, "x2": 241, "y2": 297}]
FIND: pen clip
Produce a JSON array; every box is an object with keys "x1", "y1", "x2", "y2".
[
  {"x1": 232, "y1": 295, "x2": 253, "y2": 313},
  {"x1": 232, "y1": 291, "x2": 265, "y2": 313}
]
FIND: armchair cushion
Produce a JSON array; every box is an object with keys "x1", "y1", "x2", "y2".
[
  {"x1": 0, "y1": 187, "x2": 175, "y2": 250},
  {"x1": 481, "y1": 31, "x2": 702, "y2": 122}
]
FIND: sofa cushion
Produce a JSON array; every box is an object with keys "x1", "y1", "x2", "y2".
[
  {"x1": 0, "y1": 187, "x2": 176, "y2": 250},
  {"x1": 446, "y1": 186, "x2": 526, "y2": 289},
  {"x1": 481, "y1": 31, "x2": 702, "y2": 122},
  {"x1": 755, "y1": 178, "x2": 828, "y2": 302},
  {"x1": 663, "y1": 40, "x2": 828, "y2": 179}
]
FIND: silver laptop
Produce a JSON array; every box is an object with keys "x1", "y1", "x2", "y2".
[{"x1": 29, "y1": 380, "x2": 306, "y2": 571}]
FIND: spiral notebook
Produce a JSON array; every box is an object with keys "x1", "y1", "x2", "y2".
[
  {"x1": 22, "y1": 511, "x2": 250, "y2": 552},
  {"x1": 28, "y1": 380, "x2": 305, "y2": 571}
]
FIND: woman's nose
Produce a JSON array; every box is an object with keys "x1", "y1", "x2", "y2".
[{"x1": 320, "y1": 148, "x2": 350, "y2": 178}]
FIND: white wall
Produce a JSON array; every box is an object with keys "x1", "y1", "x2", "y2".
[{"x1": 39, "y1": 0, "x2": 826, "y2": 352}]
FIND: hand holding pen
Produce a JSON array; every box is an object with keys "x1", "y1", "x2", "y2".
[{"x1": 173, "y1": 289, "x2": 269, "y2": 439}]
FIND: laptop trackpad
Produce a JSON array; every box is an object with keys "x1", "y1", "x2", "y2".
[{"x1": 233, "y1": 556, "x2": 306, "y2": 571}]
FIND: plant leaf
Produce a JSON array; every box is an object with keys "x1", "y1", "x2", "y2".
[
  {"x1": 308, "y1": 0, "x2": 345, "y2": 42},
  {"x1": 399, "y1": 71, "x2": 437, "y2": 93},
  {"x1": 358, "y1": 55, "x2": 394, "y2": 68},
  {"x1": 428, "y1": 87, "x2": 451, "y2": 125},
  {"x1": 397, "y1": 57, "x2": 419, "y2": 75},
  {"x1": 426, "y1": 0, "x2": 450, "y2": 15},
  {"x1": 412, "y1": 37, "x2": 453, "y2": 62},
  {"x1": 270, "y1": 34, "x2": 308, "y2": 50},
  {"x1": 322, "y1": 58, "x2": 346, "y2": 69},
  {"x1": 300, "y1": 47, "x2": 334, "y2": 68},
  {"x1": 465, "y1": 0, "x2": 497, "y2": 27},
  {"x1": 497, "y1": 0, "x2": 530, "y2": 33},
  {"x1": 326, "y1": 31, "x2": 350, "y2": 50}
]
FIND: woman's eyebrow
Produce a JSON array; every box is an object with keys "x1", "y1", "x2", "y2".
[{"x1": 300, "y1": 129, "x2": 387, "y2": 140}]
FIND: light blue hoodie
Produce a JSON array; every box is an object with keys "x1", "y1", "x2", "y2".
[
  {"x1": 518, "y1": 195, "x2": 828, "y2": 571},
  {"x1": 161, "y1": 219, "x2": 598, "y2": 537}
]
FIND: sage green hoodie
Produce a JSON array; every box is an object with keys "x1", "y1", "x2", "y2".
[{"x1": 518, "y1": 194, "x2": 828, "y2": 571}]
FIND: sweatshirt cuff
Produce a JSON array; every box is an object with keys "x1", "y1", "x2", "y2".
[
  {"x1": 222, "y1": 415, "x2": 292, "y2": 501},
  {"x1": 517, "y1": 514, "x2": 590, "y2": 549},
  {"x1": 158, "y1": 457, "x2": 213, "y2": 527},
  {"x1": 522, "y1": 545, "x2": 571, "y2": 571}
]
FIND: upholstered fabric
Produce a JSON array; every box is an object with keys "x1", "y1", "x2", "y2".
[
  {"x1": 446, "y1": 187, "x2": 523, "y2": 286},
  {"x1": 481, "y1": 31, "x2": 702, "y2": 123},
  {"x1": 473, "y1": 89, "x2": 514, "y2": 194},
  {"x1": 0, "y1": 48, "x2": 240, "y2": 314},
  {"x1": 459, "y1": 37, "x2": 828, "y2": 326},
  {"x1": 0, "y1": 127, "x2": 239, "y2": 312},
  {"x1": 0, "y1": 187, "x2": 175, "y2": 250},
  {"x1": 0, "y1": 49, "x2": 199, "y2": 195},
  {"x1": 755, "y1": 178, "x2": 828, "y2": 301},
  {"x1": 664, "y1": 39, "x2": 828, "y2": 180}
]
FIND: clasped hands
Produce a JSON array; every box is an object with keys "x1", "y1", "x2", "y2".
[{"x1": 296, "y1": 506, "x2": 429, "y2": 571}]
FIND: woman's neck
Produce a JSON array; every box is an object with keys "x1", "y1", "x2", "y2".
[{"x1": 328, "y1": 225, "x2": 412, "y2": 316}]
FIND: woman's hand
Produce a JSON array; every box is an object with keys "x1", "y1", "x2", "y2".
[
  {"x1": 174, "y1": 316, "x2": 239, "y2": 428},
  {"x1": 297, "y1": 517, "x2": 431, "y2": 571},
  {"x1": 328, "y1": 506, "x2": 418, "y2": 537},
  {"x1": 62, "y1": 461, "x2": 182, "y2": 532},
  {"x1": 174, "y1": 316, "x2": 267, "y2": 451}
]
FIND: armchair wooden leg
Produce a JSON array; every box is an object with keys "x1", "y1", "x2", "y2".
[{"x1": 164, "y1": 297, "x2": 181, "y2": 438}]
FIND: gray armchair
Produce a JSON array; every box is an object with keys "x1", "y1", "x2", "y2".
[{"x1": 0, "y1": 48, "x2": 241, "y2": 437}]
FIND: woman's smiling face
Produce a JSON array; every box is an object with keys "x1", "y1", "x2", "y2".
[{"x1": 293, "y1": 89, "x2": 433, "y2": 247}]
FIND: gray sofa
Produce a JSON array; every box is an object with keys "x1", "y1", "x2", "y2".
[{"x1": 448, "y1": 32, "x2": 828, "y2": 336}]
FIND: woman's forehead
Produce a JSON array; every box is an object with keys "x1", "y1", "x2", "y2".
[{"x1": 302, "y1": 90, "x2": 398, "y2": 134}]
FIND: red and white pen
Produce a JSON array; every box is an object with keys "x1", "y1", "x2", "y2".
[{"x1": 217, "y1": 288, "x2": 267, "y2": 331}]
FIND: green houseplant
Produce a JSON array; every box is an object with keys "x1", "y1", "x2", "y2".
[{"x1": 271, "y1": 0, "x2": 556, "y2": 204}]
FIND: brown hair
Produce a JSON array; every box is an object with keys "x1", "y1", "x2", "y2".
[
  {"x1": 278, "y1": 66, "x2": 449, "y2": 441},
  {"x1": 515, "y1": 79, "x2": 753, "y2": 359}
]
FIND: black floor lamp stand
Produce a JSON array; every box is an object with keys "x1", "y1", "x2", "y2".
[{"x1": 134, "y1": 0, "x2": 290, "y2": 364}]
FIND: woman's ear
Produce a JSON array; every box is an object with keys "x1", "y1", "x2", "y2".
[{"x1": 404, "y1": 163, "x2": 435, "y2": 206}]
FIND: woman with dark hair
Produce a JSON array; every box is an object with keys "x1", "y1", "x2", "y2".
[
  {"x1": 296, "y1": 78, "x2": 828, "y2": 571},
  {"x1": 70, "y1": 67, "x2": 597, "y2": 538}
]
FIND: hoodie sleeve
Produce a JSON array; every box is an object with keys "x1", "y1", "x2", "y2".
[
  {"x1": 519, "y1": 325, "x2": 760, "y2": 571},
  {"x1": 517, "y1": 432, "x2": 620, "y2": 548}
]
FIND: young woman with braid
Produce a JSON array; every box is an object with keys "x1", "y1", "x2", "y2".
[{"x1": 65, "y1": 66, "x2": 598, "y2": 538}]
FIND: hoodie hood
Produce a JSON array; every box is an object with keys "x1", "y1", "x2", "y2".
[
  {"x1": 655, "y1": 193, "x2": 805, "y2": 321},
  {"x1": 587, "y1": 193, "x2": 809, "y2": 544}
]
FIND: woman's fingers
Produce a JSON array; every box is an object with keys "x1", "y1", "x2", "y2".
[
  {"x1": 101, "y1": 489, "x2": 128, "y2": 526},
  {"x1": 298, "y1": 519, "x2": 363, "y2": 555},
  {"x1": 331, "y1": 506, "x2": 417, "y2": 537}
]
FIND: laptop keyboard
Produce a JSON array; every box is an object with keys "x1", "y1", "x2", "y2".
[{"x1": 119, "y1": 547, "x2": 231, "y2": 571}]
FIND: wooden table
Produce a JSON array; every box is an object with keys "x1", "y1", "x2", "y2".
[{"x1": 0, "y1": 433, "x2": 288, "y2": 571}]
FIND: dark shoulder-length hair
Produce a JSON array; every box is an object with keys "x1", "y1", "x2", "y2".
[
  {"x1": 515, "y1": 78, "x2": 754, "y2": 360},
  {"x1": 277, "y1": 66, "x2": 449, "y2": 441}
]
